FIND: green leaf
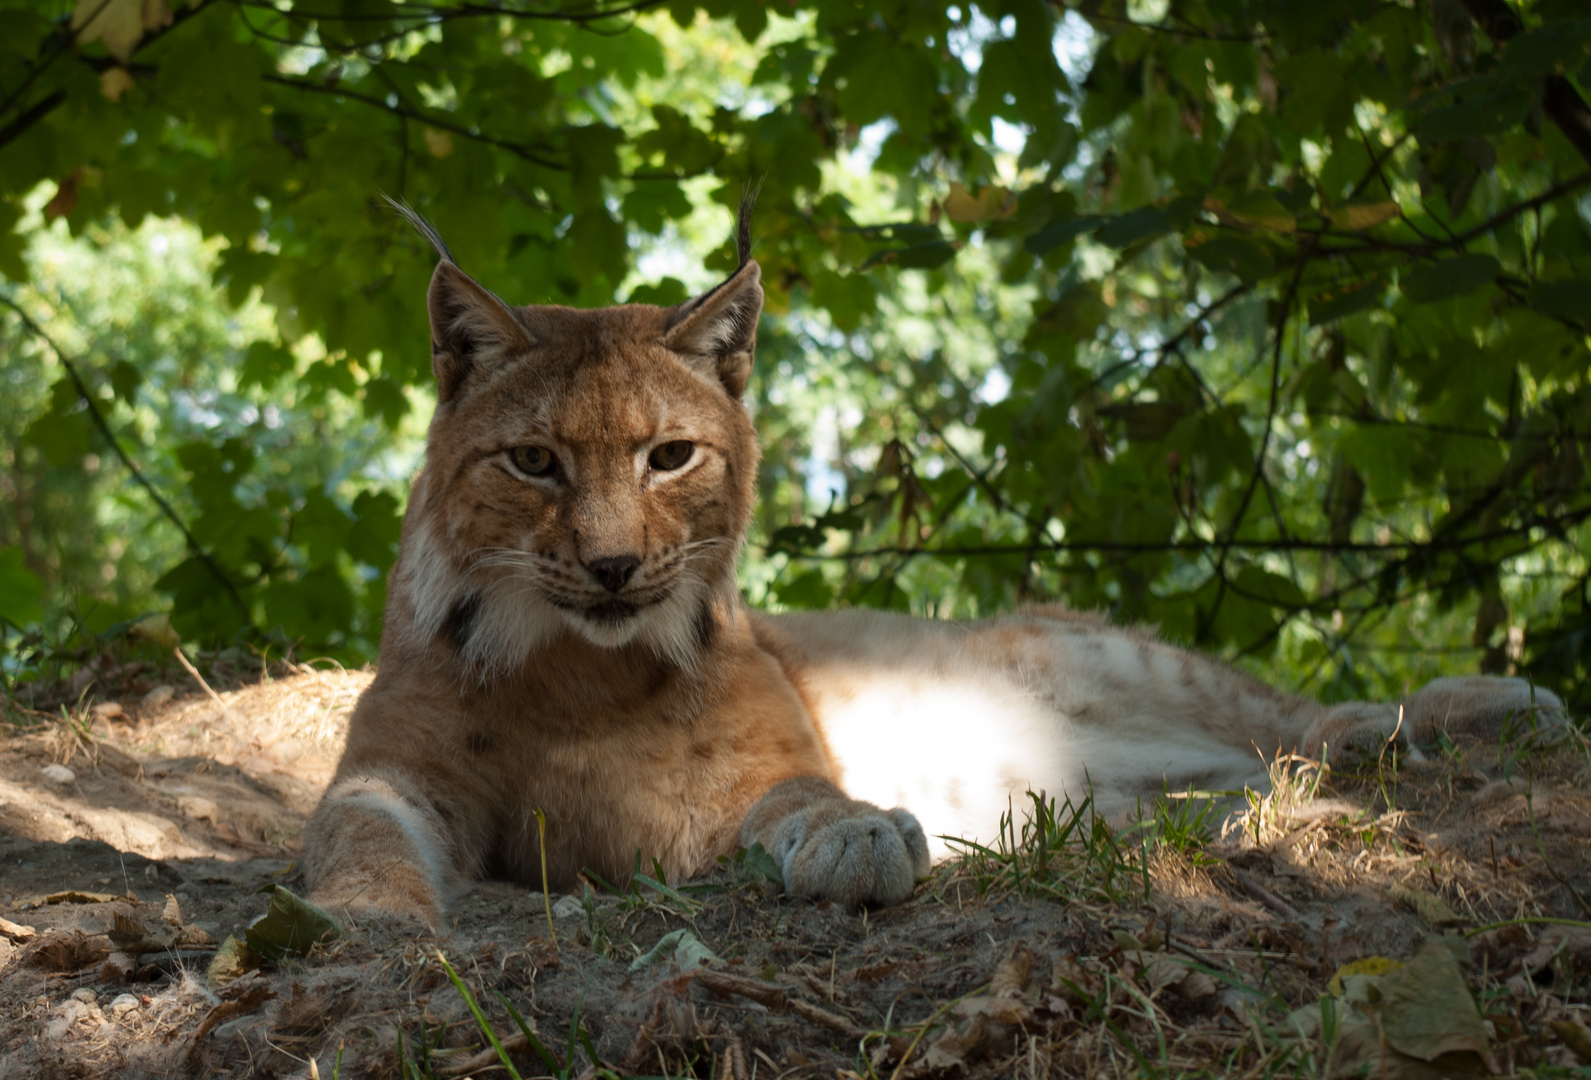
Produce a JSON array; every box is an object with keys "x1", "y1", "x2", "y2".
[
  {"x1": 49, "y1": 378, "x2": 77, "y2": 414},
  {"x1": 623, "y1": 182, "x2": 694, "y2": 233},
  {"x1": 827, "y1": 31, "x2": 937, "y2": 136},
  {"x1": 263, "y1": 565, "x2": 354, "y2": 642},
  {"x1": 1526, "y1": 278, "x2": 1591, "y2": 324},
  {"x1": 1187, "y1": 235, "x2": 1275, "y2": 283},
  {"x1": 745, "y1": 841, "x2": 783, "y2": 883},
  {"x1": 0, "y1": 547, "x2": 45, "y2": 628},
  {"x1": 215, "y1": 248, "x2": 275, "y2": 308},
  {"x1": 862, "y1": 240, "x2": 957, "y2": 270},
  {"x1": 1222, "y1": 192, "x2": 1295, "y2": 233},
  {"x1": 810, "y1": 268, "x2": 877, "y2": 332},
  {"x1": 768, "y1": 524, "x2": 827, "y2": 554},
  {"x1": 1096, "y1": 206, "x2": 1171, "y2": 248},
  {"x1": 1095, "y1": 197, "x2": 1200, "y2": 249},
  {"x1": 734, "y1": 0, "x2": 767, "y2": 44},
  {"x1": 108, "y1": 360, "x2": 142, "y2": 402},
  {"x1": 1419, "y1": 88, "x2": 1531, "y2": 140},
  {"x1": 1024, "y1": 215, "x2": 1105, "y2": 255},
  {"x1": 362, "y1": 377, "x2": 409, "y2": 428},
  {"x1": 1308, "y1": 275, "x2": 1387, "y2": 324},
  {"x1": 157, "y1": 556, "x2": 251, "y2": 642},
  {"x1": 240, "y1": 341, "x2": 294, "y2": 390},
  {"x1": 347, "y1": 490, "x2": 402, "y2": 572},
  {"x1": 1338, "y1": 427, "x2": 1416, "y2": 504},
  {"x1": 773, "y1": 568, "x2": 833, "y2": 609},
  {"x1": 1233, "y1": 565, "x2": 1307, "y2": 609},
  {"x1": 1496, "y1": 20, "x2": 1591, "y2": 80},
  {"x1": 292, "y1": 490, "x2": 353, "y2": 568},
  {"x1": 1400, "y1": 255, "x2": 1499, "y2": 304},
  {"x1": 628, "y1": 277, "x2": 689, "y2": 306},
  {"x1": 243, "y1": 885, "x2": 340, "y2": 963},
  {"x1": 23, "y1": 412, "x2": 92, "y2": 468}
]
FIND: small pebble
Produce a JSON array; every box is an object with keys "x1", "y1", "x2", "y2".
[
  {"x1": 90, "y1": 701, "x2": 125, "y2": 721},
  {"x1": 109, "y1": 993, "x2": 139, "y2": 1015},
  {"x1": 70, "y1": 988, "x2": 96, "y2": 1005},
  {"x1": 141, "y1": 684, "x2": 175, "y2": 710},
  {"x1": 40, "y1": 764, "x2": 76, "y2": 785}
]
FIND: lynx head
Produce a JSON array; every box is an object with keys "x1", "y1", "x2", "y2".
[{"x1": 391, "y1": 197, "x2": 762, "y2": 676}]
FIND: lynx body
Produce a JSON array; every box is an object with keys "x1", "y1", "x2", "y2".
[{"x1": 303, "y1": 205, "x2": 1563, "y2": 923}]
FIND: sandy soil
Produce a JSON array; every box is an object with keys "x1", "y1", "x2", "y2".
[{"x1": 1, "y1": 659, "x2": 1588, "y2": 1078}]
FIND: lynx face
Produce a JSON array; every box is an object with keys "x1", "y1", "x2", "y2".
[{"x1": 395, "y1": 219, "x2": 763, "y2": 676}]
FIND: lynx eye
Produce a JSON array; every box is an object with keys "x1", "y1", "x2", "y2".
[
  {"x1": 508, "y1": 445, "x2": 556, "y2": 477},
  {"x1": 648, "y1": 440, "x2": 695, "y2": 472}
]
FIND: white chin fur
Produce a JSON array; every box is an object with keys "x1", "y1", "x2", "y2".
[
  {"x1": 404, "y1": 522, "x2": 728, "y2": 677},
  {"x1": 562, "y1": 606, "x2": 649, "y2": 649},
  {"x1": 566, "y1": 576, "x2": 717, "y2": 670}
]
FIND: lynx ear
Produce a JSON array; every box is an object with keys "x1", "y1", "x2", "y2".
[
  {"x1": 664, "y1": 260, "x2": 762, "y2": 398},
  {"x1": 386, "y1": 197, "x2": 533, "y2": 403},
  {"x1": 426, "y1": 261, "x2": 535, "y2": 403}
]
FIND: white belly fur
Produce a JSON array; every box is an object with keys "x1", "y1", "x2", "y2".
[{"x1": 768, "y1": 609, "x2": 1310, "y2": 856}]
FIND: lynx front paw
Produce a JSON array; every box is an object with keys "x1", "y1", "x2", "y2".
[
  {"x1": 772, "y1": 805, "x2": 930, "y2": 907},
  {"x1": 309, "y1": 864, "x2": 445, "y2": 928},
  {"x1": 303, "y1": 774, "x2": 453, "y2": 928}
]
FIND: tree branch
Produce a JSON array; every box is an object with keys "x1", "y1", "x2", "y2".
[
  {"x1": 0, "y1": 90, "x2": 65, "y2": 153},
  {"x1": 772, "y1": 503, "x2": 1591, "y2": 560},
  {"x1": 0, "y1": 295, "x2": 256, "y2": 627},
  {"x1": 1305, "y1": 171, "x2": 1591, "y2": 257},
  {"x1": 262, "y1": 73, "x2": 570, "y2": 171}
]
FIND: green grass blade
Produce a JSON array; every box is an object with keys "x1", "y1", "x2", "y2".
[
  {"x1": 494, "y1": 990, "x2": 564, "y2": 1076},
  {"x1": 435, "y1": 949, "x2": 522, "y2": 1080}
]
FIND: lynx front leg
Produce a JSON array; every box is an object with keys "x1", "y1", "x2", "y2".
[
  {"x1": 740, "y1": 777, "x2": 931, "y2": 907},
  {"x1": 302, "y1": 770, "x2": 470, "y2": 927}
]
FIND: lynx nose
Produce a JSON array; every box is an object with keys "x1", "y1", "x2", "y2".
[{"x1": 585, "y1": 555, "x2": 640, "y2": 594}]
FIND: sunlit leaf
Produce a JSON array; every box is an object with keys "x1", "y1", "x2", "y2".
[
  {"x1": 943, "y1": 183, "x2": 1015, "y2": 223},
  {"x1": 1219, "y1": 192, "x2": 1295, "y2": 233},
  {"x1": 1328, "y1": 201, "x2": 1400, "y2": 230}
]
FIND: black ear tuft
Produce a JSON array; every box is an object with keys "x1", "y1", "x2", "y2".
[
  {"x1": 384, "y1": 196, "x2": 535, "y2": 402},
  {"x1": 384, "y1": 195, "x2": 455, "y2": 265},
  {"x1": 426, "y1": 263, "x2": 536, "y2": 402},
  {"x1": 661, "y1": 179, "x2": 766, "y2": 398},
  {"x1": 737, "y1": 178, "x2": 763, "y2": 270},
  {"x1": 665, "y1": 260, "x2": 762, "y2": 398}
]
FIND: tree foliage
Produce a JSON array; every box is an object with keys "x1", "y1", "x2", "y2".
[{"x1": 1, "y1": 0, "x2": 1588, "y2": 708}]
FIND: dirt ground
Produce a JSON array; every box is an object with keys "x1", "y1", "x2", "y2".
[{"x1": 1, "y1": 657, "x2": 1589, "y2": 1079}]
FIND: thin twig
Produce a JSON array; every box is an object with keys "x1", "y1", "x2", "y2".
[{"x1": 173, "y1": 647, "x2": 234, "y2": 718}]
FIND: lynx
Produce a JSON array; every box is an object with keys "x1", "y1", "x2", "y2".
[{"x1": 302, "y1": 200, "x2": 1564, "y2": 924}]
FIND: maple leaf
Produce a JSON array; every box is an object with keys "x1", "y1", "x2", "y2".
[{"x1": 72, "y1": 0, "x2": 171, "y2": 63}]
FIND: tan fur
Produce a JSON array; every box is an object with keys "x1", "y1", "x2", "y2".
[{"x1": 303, "y1": 213, "x2": 1566, "y2": 924}]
